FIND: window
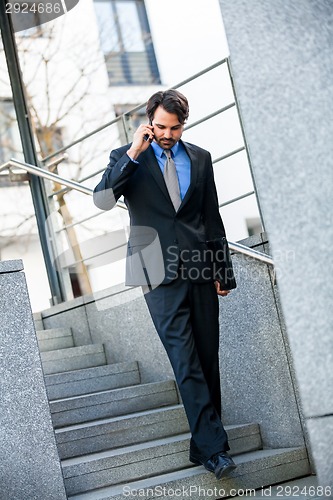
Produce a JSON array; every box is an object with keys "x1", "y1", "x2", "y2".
[{"x1": 94, "y1": 0, "x2": 160, "y2": 85}]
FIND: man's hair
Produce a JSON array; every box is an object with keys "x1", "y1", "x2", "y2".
[{"x1": 146, "y1": 89, "x2": 189, "y2": 124}]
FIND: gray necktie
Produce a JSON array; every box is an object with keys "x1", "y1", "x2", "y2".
[{"x1": 163, "y1": 149, "x2": 181, "y2": 211}]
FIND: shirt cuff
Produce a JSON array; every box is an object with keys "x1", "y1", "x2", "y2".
[{"x1": 127, "y1": 153, "x2": 139, "y2": 164}]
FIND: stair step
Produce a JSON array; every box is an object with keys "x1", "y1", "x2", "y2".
[
  {"x1": 62, "y1": 434, "x2": 193, "y2": 495},
  {"x1": 62, "y1": 427, "x2": 261, "y2": 494},
  {"x1": 41, "y1": 344, "x2": 107, "y2": 375},
  {"x1": 37, "y1": 328, "x2": 74, "y2": 352},
  {"x1": 50, "y1": 380, "x2": 179, "y2": 428},
  {"x1": 65, "y1": 446, "x2": 309, "y2": 498},
  {"x1": 56, "y1": 404, "x2": 189, "y2": 459},
  {"x1": 56, "y1": 405, "x2": 260, "y2": 460},
  {"x1": 45, "y1": 361, "x2": 140, "y2": 401}
]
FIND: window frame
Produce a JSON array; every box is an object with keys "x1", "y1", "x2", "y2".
[{"x1": 94, "y1": 0, "x2": 160, "y2": 85}]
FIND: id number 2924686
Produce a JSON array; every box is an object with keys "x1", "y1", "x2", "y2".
[
  {"x1": 274, "y1": 485, "x2": 332, "y2": 497},
  {"x1": 5, "y1": 3, "x2": 62, "y2": 14}
]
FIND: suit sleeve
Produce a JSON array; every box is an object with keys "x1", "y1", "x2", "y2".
[
  {"x1": 203, "y1": 153, "x2": 237, "y2": 289},
  {"x1": 202, "y1": 152, "x2": 226, "y2": 240},
  {"x1": 93, "y1": 148, "x2": 139, "y2": 210}
]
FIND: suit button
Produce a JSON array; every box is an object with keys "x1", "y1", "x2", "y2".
[{"x1": 174, "y1": 239, "x2": 178, "y2": 244}]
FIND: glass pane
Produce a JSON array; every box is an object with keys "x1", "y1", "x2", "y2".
[
  {"x1": 116, "y1": 1, "x2": 145, "y2": 52},
  {"x1": 94, "y1": 1, "x2": 120, "y2": 53},
  {"x1": 0, "y1": 37, "x2": 51, "y2": 312},
  {"x1": 183, "y1": 107, "x2": 244, "y2": 161},
  {"x1": 214, "y1": 150, "x2": 254, "y2": 205},
  {"x1": 220, "y1": 195, "x2": 262, "y2": 243},
  {"x1": 0, "y1": 100, "x2": 21, "y2": 163}
]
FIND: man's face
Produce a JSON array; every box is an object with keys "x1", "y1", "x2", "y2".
[{"x1": 151, "y1": 105, "x2": 184, "y2": 150}]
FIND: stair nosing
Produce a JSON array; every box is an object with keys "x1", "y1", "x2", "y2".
[
  {"x1": 55, "y1": 409, "x2": 258, "y2": 438},
  {"x1": 45, "y1": 362, "x2": 139, "y2": 387},
  {"x1": 37, "y1": 327, "x2": 73, "y2": 336},
  {"x1": 50, "y1": 380, "x2": 176, "y2": 405},
  {"x1": 62, "y1": 432, "x2": 191, "y2": 467},
  {"x1": 41, "y1": 344, "x2": 105, "y2": 362},
  {"x1": 55, "y1": 404, "x2": 186, "y2": 434}
]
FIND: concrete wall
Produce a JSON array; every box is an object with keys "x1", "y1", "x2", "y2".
[
  {"x1": 0, "y1": 260, "x2": 66, "y2": 500},
  {"x1": 219, "y1": 0, "x2": 333, "y2": 487},
  {"x1": 219, "y1": 234, "x2": 305, "y2": 450},
  {"x1": 41, "y1": 234, "x2": 306, "y2": 451}
]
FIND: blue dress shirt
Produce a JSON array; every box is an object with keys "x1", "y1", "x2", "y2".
[{"x1": 151, "y1": 141, "x2": 191, "y2": 201}]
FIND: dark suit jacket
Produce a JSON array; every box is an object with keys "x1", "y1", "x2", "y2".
[{"x1": 93, "y1": 140, "x2": 227, "y2": 286}]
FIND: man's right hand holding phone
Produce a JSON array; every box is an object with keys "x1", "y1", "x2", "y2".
[{"x1": 127, "y1": 123, "x2": 154, "y2": 161}]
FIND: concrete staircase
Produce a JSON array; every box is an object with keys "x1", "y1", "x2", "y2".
[{"x1": 36, "y1": 323, "x2": 310, "y2": 499}]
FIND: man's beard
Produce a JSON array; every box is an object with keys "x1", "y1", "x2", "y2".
[{"x1": 155, "y1": 137, "x2": 178, "y2": 149}]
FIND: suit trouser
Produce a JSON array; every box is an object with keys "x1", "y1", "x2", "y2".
[{"x1": 143, "y1": 273, "x2": 229, "y2": 463}]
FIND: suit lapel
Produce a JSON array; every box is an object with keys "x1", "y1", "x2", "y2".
[
  {"x1": 178, "y1": 141, "x2": 199, "y2": 212},
  {"x1": 139, "y1": 146, "x2": 171, "y2": 204}
]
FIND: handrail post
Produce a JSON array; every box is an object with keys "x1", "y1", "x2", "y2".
[{"x1": 0, "y1": 7, "x2": 65, "y2": 304}]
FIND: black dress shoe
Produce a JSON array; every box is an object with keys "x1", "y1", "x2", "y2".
[{"x1": 203, "y1": 451, "x2": 237, "y2": 479}]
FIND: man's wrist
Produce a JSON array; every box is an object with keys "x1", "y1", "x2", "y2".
[{"x1": 127, "y1": 148, "x2": 140, "y2": 161}]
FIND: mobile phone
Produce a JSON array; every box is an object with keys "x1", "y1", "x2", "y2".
[{"x1": 144, "y1": 120, "x2": 153, "y2": 142}]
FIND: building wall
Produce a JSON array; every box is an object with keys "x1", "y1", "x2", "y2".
[
  {"x1": 219, "y1": 0, "x2": 333, "y2": 486},
  {"x1": 0, "y1": 260, "x2": 67, "y2": 499}
]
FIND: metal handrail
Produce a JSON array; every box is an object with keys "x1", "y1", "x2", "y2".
[
  {"x1": 228, "y1": 241, "x2": 273, "y2": 266},
  {"x1": 0, "y1": 158, "x2": 273, "y2": 267},
  {"x1": 0, "y1": 158, "x2": 93, "y2": 196},
  {"x1": 1, "y1": 158, "x2": 128, "y2": 209}
]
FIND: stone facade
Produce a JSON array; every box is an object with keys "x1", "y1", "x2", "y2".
[
  {"x1": 0, "y1": 260, "x2": 67, "y2": 500},
  {"x1": 219, "y1": 0, "x2": 333, "y2": 486}
]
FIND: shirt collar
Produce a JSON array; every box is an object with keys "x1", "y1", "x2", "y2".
[{"x1": 151, "y1": 140, "x2": 180, "y2": 158}]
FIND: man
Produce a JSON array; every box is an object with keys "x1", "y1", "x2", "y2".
[{"x1": 93, "y1": 89, "x2": 237, "y2": 479}]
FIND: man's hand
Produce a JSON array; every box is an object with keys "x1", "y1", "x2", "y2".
[
  {"x1": 214, "y1": 280, "x2": 231, "y2": 297},
  {"x1": 127, "y1": 123, "x2": 154, "y2": 160}
]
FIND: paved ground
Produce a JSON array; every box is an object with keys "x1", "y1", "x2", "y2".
[{"x1": 231, "y1": 475, "x2": 331, "y2": 500}]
